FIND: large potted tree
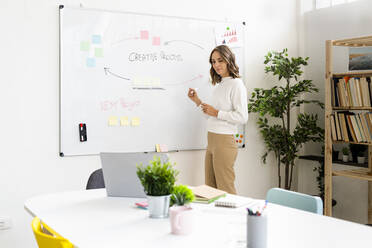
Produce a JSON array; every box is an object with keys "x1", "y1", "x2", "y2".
[
  {"x1": 136, "y1": 156, "x2": 179, "y2": 218},
  {"x1": 248, "y1": 49, "x2": 324, "y2": 190}
]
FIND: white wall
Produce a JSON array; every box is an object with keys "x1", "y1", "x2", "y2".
[
  {"x1": 298, "y1": 0, "x2": 371, "y2": 223},
  {"x1": 0, "y1": 0, "x2": 298, "y2": 247}
]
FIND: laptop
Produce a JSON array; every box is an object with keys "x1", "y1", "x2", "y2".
[{"x1": 99, "y1": 152, "x2": 169, "y2": 198}]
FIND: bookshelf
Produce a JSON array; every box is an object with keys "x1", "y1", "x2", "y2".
[{"x1": 325, "y1": 35, "x2": 372, "y2": 222}]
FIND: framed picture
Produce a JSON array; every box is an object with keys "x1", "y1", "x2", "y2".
[{"x1": 349, "y1": 46, "x2": 372, "y2": 70}]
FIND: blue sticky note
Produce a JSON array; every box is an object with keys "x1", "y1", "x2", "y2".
[
  {"x1": 92, "y1": 35, "x2": 101, "y2": 44},
  {"x1": 86, "y1": 58, "x2": 96, "y2": 67}
]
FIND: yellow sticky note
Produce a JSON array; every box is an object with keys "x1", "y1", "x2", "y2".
[
  {"x1": 131, "y1": 117, "x2": 140, "y2": 126},
  {"x1": 155, "y1": 144, "x2": 160, "y2": 152},
  {"x1": 120, "y1": 116, "x2": 129, "y2": 126},
  {"x1": 108, "y1": 116, "x2": 118, "y2": 126}
]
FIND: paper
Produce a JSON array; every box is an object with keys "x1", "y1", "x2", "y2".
[
  {"x1": 131, "y1": 117, "x2": 140, "y2": 126},
  {"x1": 86, "y1": 58, "x2": 96, "y2": 68},
  {"x1": 108, "y1": 116, "x2": 118, "y2": 126},
  {"x1": 120, "y1": 116, "x2": 129, "y2": 126},
  {"x1": 214, "y1": 24, "x2": 243, "y2": 48},
  {"x1": 152, "y1": 37, "x2": 160, "y2": 46},
  {"x1": 140, "y1": 30, "x2": 149, "y2": 40},
  {"x1": 95, "y1": 48, "x2": 104, "y2": 57},
  {"x1": 92, "y1": 35, "x2": 102, "y2": 44},
  {"x1": 80, "y1": 41, "x2": 90, "y2": 51}
]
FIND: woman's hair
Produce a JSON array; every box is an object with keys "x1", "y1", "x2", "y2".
[{"x1": 209, "y1": 45, "x2": 240, "y2": 85}]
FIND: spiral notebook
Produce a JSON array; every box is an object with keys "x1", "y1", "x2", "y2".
[{"x1": 214, "y1": 194, "x2": 255, "y2": 208}]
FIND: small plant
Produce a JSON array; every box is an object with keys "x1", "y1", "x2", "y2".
[
  {"x1": 342, "y1": 147, "x2": 349, "y2": 156},
  {"x1": 357, "y1": 151, "x2": 365, "y2": 157},
  {"x1": 136, "y1": 156, "x2": 179, "y2": 196},
  {"x1": 170, "y1": 185, "x2": 195, "y2": 206}
]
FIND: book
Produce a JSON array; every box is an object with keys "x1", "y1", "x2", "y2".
[
  {"x1": 191, "y1": 185, "x2": 226, "y2": 204},
  {"x1": 214, "y1": 194, "x2": 255, "y2": 208},
  {"x1": 330, "y1": 114, "x2": 337, "y2": 141}
]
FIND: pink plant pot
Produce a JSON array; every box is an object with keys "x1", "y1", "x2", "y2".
[{"x1": 169, "y1": 205, "x2": 194, "y2": 235}]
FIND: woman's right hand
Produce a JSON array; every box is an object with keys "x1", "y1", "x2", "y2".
[{"x1": 188, "y1": 88, "x2": 202, "y2": 106}]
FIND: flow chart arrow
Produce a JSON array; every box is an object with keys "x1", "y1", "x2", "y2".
[
  {"x1": 104, "y1": 67, "x2": 130, "y2": 81},
  {"x1": 163, "y1": 40, "x2": 205, "y2": 50}
]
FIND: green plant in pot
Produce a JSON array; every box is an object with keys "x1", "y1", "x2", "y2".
[
  {"x1": 169, "y1": 185, "x2": 195, "y2": 235},
  {"x1": 357, "y1": 150, "x2": 366, "y2": 164},
  {"x1": 349, "y1": 143, "x2": 367, "y2": 163},
  {"x1": 136, "y1": 156, "x2": 179, "y2": 218},
  {"x1": 248, "y1": 48, "x2": 324, "y2": 190},
  {"x1": 341, "y1": 147, "x2": 349, "y2": 162}
]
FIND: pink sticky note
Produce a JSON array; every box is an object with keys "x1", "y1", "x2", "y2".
[
  {"x1": 152, "y1": 37, "x2": 160, "y2": 46},
  {"x1": 140, "y1": 30, "x2": 149, "y2": 40}
]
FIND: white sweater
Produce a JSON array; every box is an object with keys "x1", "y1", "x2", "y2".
[{"x1": 207, "y1": 76, "x2": 248, "y2": 134}]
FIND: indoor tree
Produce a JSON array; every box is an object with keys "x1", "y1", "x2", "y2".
[{"x1": 248, "y1": 49, "x2": 324, "y2": 190}]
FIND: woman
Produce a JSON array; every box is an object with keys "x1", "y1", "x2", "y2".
[{"x1": 187, "y1": 45, "x2": 248, "y2": 194}]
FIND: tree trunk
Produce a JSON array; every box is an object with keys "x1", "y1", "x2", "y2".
[
  {"x1": 289, "y1": 162, "x2": 294, "y2": 190},
  {"x1": 285, "y1": 162, "x2": 290, "y2": 190},
  {"x1": 277, "y1": 151, "x2": 281, "y2": 188}
]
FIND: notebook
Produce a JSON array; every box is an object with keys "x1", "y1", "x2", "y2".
[
  {"x1": 214, "y1": 194, "x2": 255, "y2": 208},
  {"x1": 191, "y1": 185, "x2": 226, "y2": 204},
  {"x1": 100, "y1": 152, "x2": 168, "y2": 198}
]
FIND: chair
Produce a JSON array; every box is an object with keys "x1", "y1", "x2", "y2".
[
  {"x1": 266, "y1": 188, "x2": 323, "y2": 215},
  {"x1": 31, "y1": 217, "x2": 73, "y2": 248},
  {"x1": 86, "y1": 168, "x2": 105, "y2": 190}
]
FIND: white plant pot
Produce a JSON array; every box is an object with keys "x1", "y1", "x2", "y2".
[
  {"x1": 357, "y1": 156, "x2": 365, "y2": 164},
  {"x1": 342, "y1": 155, "x2": 349, "y2": 162},
  {"x1": 147, "y1": 194, "x2": 171, "y2": 218}
]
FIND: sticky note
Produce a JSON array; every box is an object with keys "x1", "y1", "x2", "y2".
[
  {"x1": 95, "y1": 48, "x2": 104, "y2": 57},
  {"x1": 86, "y1": 58, "x2": 96, "y2": 67},
  {"x1": 159, "y1": 144, "x2": 168, "y2": 152},
  {"x1": 120, "y1": 116, "x2": 129, "y2": 126},
  {"x1": 131, "y1": 117, "x2": 140, "y2": 126},
  {"x1": 108, "y1": 116, "x2": 118, "y2": 126},
  {"x1": 152, "y1": 37, "x2": 160, "y2": 46},
  {"x1": 80, "y1": 41, "x2": 90, "y2": 51},
  {"x1": 92, "y1": 35, "x2": 102, "y2": 44},
  {"x1": 140, "y1": 30, "x2": 149, "y2": 40},
  {"x1": 156, "y1": 144, "x2": 160, "y2": 152}
]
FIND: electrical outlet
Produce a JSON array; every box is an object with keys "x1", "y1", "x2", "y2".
[{"x1": 0, "y1": 216, "x2": 12, "y2": 230}]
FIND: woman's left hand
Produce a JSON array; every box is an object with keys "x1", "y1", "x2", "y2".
[{"x1": 201, "y1": 103, "x2": 218, "y2": 117}]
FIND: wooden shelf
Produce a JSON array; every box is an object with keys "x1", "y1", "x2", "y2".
[
  {"x1": 325, "y1": 35, "x2": 372, "y2": 221},
  {"x1": 299, "y1": 155, "x2": 368, "y2": 168},
  {"x1": 332, "y1": 140, "x2": 370, "y2": 145},
  {"x1": 332, "y1": 107, "x2": 372, "y2": 111},
  {"x1": 332, "y1": 35, "x2": 372, "y2": 47},
  {"x1": 332, "y1": 168, "x2": 372, "y2": 181},
  {"x1": 332, "y1": 71, "x2": 372, "y2": 77}
]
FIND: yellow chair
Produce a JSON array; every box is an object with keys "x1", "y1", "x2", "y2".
[{"x1": 31, "y1": 217, "x2": 73, "y2": 248}]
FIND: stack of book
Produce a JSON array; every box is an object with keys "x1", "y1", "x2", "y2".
[
  {"x1": 191, "y1": 185, "x2": 226, "y2": 204},
  {"x1": 332, "y1": 77, "x2": 372, "y2": 107},
  {"x1": 330, "y1": 111, "x2": 372, "y2": 143}
]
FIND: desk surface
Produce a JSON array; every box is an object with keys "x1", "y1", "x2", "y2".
[{"x1": 25, "y1": 189, "x2": 372, "y2": 248}]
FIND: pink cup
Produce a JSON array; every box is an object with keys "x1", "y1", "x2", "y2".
[{"x1": 169, "y1": 205, "x2": 194, "y2": 235}]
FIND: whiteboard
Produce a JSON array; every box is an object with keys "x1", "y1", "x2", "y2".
[{"x1": 59, "y1": 6, "x2": 246, "y2": 156}]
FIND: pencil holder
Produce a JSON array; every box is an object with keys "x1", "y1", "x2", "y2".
[{"x1": 247, "y1": 213, "x2": 267, "y2": 248}]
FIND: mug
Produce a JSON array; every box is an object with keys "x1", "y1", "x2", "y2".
[{"x1": 169, "y1": 205, "x2": 194, "y2": 235}]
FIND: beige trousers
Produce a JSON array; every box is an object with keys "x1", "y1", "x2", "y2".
[{"x1": 205, "y1": 132, "x2": 238, "y2": 194}]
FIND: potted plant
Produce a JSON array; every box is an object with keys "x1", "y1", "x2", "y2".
[
  {"x1": 248, "y1": 48, "x2": 324, "y2": 190},
  {"x1": 169, "y1": 185, "x2": 195, "y2": 235},
  {"x1": 342, "y1": 147, "x2": 349, "y2": 162},
  {"x1": 349, "y1": 143, "x2": 367, "y2": 163},
  {"x1": 136, "y1": 156, "x2": 179, "y2": 218},
  {"x1": 357, "y1": 151, "x2": 366, "y2": 164}
]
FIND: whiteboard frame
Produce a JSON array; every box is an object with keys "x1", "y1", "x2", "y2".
[{"x1": 58, "y1": 5, "x2": 246, "y2": 156}]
